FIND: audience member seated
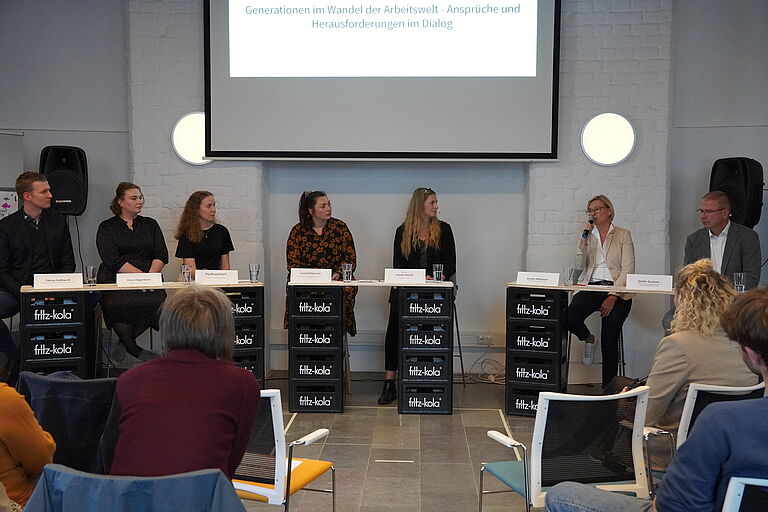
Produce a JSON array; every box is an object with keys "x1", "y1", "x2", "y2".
[
  {"x1": 544, "y1": 287, "x2": 768, "y2": 512},
  {"x1": 646, "y1": 259, "x2": 758, "y2": 439},
  {"x1": 0, "y1": 360, "x2": 56, "y2": 506},
  {"x1": 109, "y1": 286, "x2": 261, "y2": 479}
]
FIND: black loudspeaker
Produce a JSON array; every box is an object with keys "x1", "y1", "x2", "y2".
[
  {"x1": 709, "y1": 157, "x2": 763, "y2": 229},
  {"x1": 39, "y1": 146, "x2": 88, "y2": 216}
]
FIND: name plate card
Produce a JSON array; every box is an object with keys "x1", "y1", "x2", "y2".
[
  {"x1": 516, "y1": 272, "x2": 561, "y2": 287},
  {"x1": 33, "y1": 273, "x2": 83, "y2": 289},
  {"x1": 384, "y1": 268, "x2": 426, "y2": 284},
  {"x1": 290, "y1": 268, "x2": 332, "y2": 284},
  {"x1": 116, "y1": 273, "x2": 164, "y2": 288},
  {"x1": 626, "y1": 274, "x2": 673, "y2": 291},
  {"x1": 195, "y1": 270, "x2": 238, "y2": 285}
]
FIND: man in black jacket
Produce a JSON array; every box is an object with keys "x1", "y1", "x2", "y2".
[{"x1": 0, "y1": 172, "x2": 75, "y2": 380}]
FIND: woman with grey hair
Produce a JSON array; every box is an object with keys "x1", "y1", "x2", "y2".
[{"x1": 109, "y1": 286, "x2": 261, "y2": 479}]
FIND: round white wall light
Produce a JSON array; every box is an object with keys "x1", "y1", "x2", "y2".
[
  {"x1": 171, "y1": 111, "x2": 212, "y2": 166},
  {"x1": 580, "y1": 113, "x2": 636, "y2": 166}
]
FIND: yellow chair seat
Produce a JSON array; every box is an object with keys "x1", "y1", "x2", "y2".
[{"x1": 233, "y1": 457, "x2": 333, "y2": 502}]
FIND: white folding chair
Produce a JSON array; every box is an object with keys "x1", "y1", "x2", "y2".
[
  {"x1": 479, "y1": 386, "x2": 650, "y2": 511},
  {"x1": 721, "y1": 476, "x2": 768, "y2": 512},
  {"x1": 232, "y1": 389, "x2": 335, "y2": 511}
]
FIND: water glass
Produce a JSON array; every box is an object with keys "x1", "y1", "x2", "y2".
[
  {"x1": 342, "y1": 263, "x2": 353, "y2": 283},
  {"x1": 733, "y1": 272, "x2": 746, "y2": 293},
  {"x1": 249, "y1": 263, "x2": 260, "y2": 283},
  {"x1": 563, "y1": 267, "x2": 579, "y2": 286},
  {"x1": 181, "y1": 264, "x2": 192, "y2": 283},
  {"x1": 85, "y1": 265, "x2": 97, "y2": 286},
  {"x1": 433, "y1": 263, "x2": 444, "y2": 281}
]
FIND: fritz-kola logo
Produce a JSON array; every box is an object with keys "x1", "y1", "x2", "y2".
[
  {"x1": 299, "y1": 395, "x2": 332, "y2": 406},
  {"x1": 33, "y1": 343, "x2": 74, "y2": 356},
  {"x1": 516, "y1": 303, "x2": 549, "y2": 316},
  {"x1": 298, "y1": 334, "x2": 332, "y2": 344},
  {"x1": 408, "y1": 365, "x2": 442, "y2": 377},
  {"x1": 515, "y1": 335, "x2": 550, "y2": 348},
  {"x1": 515, "y1": 399, "x2": 538, "y2": 411},
  {"x1": 515, "y1": 367, "x2": 550, "y2": 380},
  {"x1": 232, "y1": 303, "x2": 253, "y2": 314},
  {"x1": 235, "y1": 334, "x2": 253, "y2": 345},
  {"x1": 408, "y1": 397, "x2": 442, "y2": 408},
  {"x1": 33, "y1": 309, "x2": 73, "y2": 321},
  {"x1": 409, "y1": 303, "x2": 442, "y2": 314},
  {"x1": 298, "y1": 364, "x2": 332, "y2": 376},
  {"x1": 408, "y1": 334, "x2": 442, "y2": 345},
  {"x1": 298, "y1": 302, "x2": 331, "y2": 313}
]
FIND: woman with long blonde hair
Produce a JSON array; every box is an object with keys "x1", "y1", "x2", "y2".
[
  {"x1": 378, "y1": 187, "x2": 456, "y2": 405},
  {"x1": 175, "y1": 191, "x2": 234, "y2": 274},
  {"x1": 645, "y1": 259, "x2": 758, "y2": 437}
]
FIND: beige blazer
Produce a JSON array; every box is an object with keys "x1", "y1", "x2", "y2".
[
  {"x1": 576, "y1": 224, "x2": 635, "y2": 300},
  {"x1": 645, "y1": 329, "x2": 759, "y2": 435}
]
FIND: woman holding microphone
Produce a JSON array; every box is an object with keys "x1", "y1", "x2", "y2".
[
  {"x1": 379, "y1": 187, "x2": 456, "y2": 405},
  {"x1": 567, "y1": 194, "x2": 634, "y2": 388}
]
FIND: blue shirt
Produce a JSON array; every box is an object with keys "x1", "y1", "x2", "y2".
[{"x1": 655, "y1": 395, "x2": 768, "y2": 511}]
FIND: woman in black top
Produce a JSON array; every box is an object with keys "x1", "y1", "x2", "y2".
[
  {"x1": 379, "y1": 187, "x2": 456, "y2": 405},
  {"x1": 96, "y1": 182, "x2": 168, "y2": 361},
  {"x1": 175, "y1": 191, "x2": 234, "y2": 274}
]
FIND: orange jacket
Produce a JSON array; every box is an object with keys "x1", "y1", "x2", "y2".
[{"x1": 0, "y1": 383, "x2": 55, "y2": 505}]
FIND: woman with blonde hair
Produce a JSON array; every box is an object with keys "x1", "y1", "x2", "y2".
[
  {"x1": 645, "y1": 258, "x2": 759, "y2": 436},
  {"x1": 175, "y1": 191, "x2": 234, "y2": 274},
  {"x1": 567, "y1": 194, "x2": 634, "y2": 387},
  {"x1": 378, "y1": 187, "x2": 456, "y2": 405}
]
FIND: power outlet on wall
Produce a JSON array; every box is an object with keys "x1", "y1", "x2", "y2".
[{"x1": 478, "y1": 336, "x2": 493, "y2": 347}]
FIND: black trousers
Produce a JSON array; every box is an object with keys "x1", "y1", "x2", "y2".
[
  {"x1": 566, "y1": 291, "x2": 632, "y2": 386},
  {"x1": 383, "y1": 302, "x2": 399, "y2": 372}
]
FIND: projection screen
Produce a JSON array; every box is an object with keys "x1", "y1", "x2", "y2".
[{"x1": 205, "y1": 0, "x2": 561, "y2": 160}]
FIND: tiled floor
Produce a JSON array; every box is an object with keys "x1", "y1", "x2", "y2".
[{"x1": 240, "y1": 375, "x2": 547, "y2": 512}]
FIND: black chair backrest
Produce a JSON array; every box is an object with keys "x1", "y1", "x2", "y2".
[
  {"x1": 690, "y1": 388, "x2": 764, "y2": 435},
  {"x1": 541, "y1": 396, "x2": 638, "y2": 487},
  {"x1": 16, "y1": 371, "x2": 116, "y2": 472},
  {"x1": 234, "y1": 395, "x2": 276, "y2": 485},
  {"x1": 740, "y1": 484, "x2": 768, "y2": 511}
]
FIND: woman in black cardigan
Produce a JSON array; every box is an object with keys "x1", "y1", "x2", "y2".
[{"x1": 379, "y1": 187, "x2": 456, "y2": 405}]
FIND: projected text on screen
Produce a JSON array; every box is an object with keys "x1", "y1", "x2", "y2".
[{"x1": 229, "y1": 1, "x2": 538, "y2": 77}]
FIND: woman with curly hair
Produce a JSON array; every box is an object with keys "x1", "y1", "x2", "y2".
[
  {"x1": 645, "y1": 259, "x2": 759, "y2": 437},
  {"x1": 284, "y1": 191, "x2": 357, "y2": 335},
  {"x1": 175, "y1": 191, "x2": 234, "y2": 274}
]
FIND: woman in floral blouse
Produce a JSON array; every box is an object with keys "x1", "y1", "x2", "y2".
[{"x1": 284, "y1": 191, "x2": 357, "y2": 335}]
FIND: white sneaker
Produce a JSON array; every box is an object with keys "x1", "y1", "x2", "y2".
[{"x1": 582, "y1": 336, "x2": 596, "y2": 366}]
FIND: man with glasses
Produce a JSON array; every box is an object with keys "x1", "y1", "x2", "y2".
[
  {"x1": 685, "y1": 190, "x2": 760, "y2": 289},
  {"x1": 662, "y1": 191, "x2": 760, "y2": 331}
]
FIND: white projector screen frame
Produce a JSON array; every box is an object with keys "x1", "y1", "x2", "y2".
[{"x1": 205, "y1": 0, "x2": 561, "y2": 161}]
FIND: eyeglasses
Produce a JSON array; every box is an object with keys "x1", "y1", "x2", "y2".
[
  {"x1": 585, "y1": 206, "x2": 610, "y2": 214},
  {"x1": 696, "y1": 208, "x2": 725, "y2": 215}
]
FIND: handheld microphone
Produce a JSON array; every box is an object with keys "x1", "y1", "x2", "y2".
[{"x1": 581, "y1": 217, "x2": 595, "y2": 239}]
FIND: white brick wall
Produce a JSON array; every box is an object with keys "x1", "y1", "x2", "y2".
[
  {"x1": 124, "y1": 0, "x2": 674, "y2": 378},
  {"x1": 126, "y1": 0, "x2": 266, "y2": 278},
  {"x1": 529, "y1": 0, "x2": 673, "y2": 380}
]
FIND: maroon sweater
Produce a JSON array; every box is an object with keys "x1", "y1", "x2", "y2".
[{"x1": 110, "y1": 349, "x2": 260, "y2": 479}]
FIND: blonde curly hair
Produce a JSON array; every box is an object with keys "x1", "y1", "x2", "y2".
[{"x1": 671, "y1": 259, "x2": 736, "y2": 336}]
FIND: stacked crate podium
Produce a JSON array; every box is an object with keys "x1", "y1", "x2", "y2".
[
  {"x1": 398, "y1": 285, "x2": 454, "y2": 415},
  {"x1": 505, "y1": 286, "x2": 569, "y2": 416},
  {"x1": 228, "y1": 286, "x2": 265, "y2": 384},
  {"x1": 20, "y1": 292, "x2": 91, "y2": 378},
  {"x1": 288, "y1": 286, "x2": 345, "y2": 413}
]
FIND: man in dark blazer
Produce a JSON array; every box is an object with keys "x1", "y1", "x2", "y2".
[
  {"x1": 0, "y1": 172, "x2": 75, "y2": 380},
  {"x1": 684, "y1": 190, "x2": 761, "y2": 289}
]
